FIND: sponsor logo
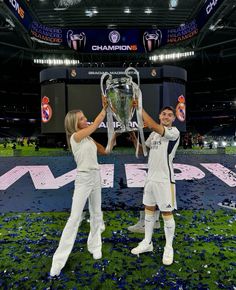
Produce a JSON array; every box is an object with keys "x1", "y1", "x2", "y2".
[
  {"x1": 176, "y1": 95, "x2": 186, "y2": 122},
  {"x1": 70, "y1": 69, "x2": 77, "y2": 77},
  {"x1": 9, "y1": 0, "x2": 24, "y2": 19},
  {"x1": 41, "y1": 96, "x2": 52, "y2": 123},
  {"x1": 109, "y1": 30, "x2": 120, "y2": 43},
  {"x1": 151, "y1": 68, "x2": 157, "y2": 77},
  {"x1": 143, "y1": 30, "x2": 162, "y2": 52},
  {"x1": 67, "y1": 30, "x2": 86, "y2": 51},
  {"x1": 206, "y1": 0, "x2": 218, "y2": 15}
]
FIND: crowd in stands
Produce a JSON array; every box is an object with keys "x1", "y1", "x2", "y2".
[
  {"x1": 182, "y1": 133, "x2": 236, "y2": 149},
  {"x1": 0, "y1": 137, "x2": 39, "y2": 151},
  {"x1": 1, "y1": 134, "x2": 236, "y2": 152},
  {"x1": 182, "y1": 133, "x2": 204, "y2": 149}
]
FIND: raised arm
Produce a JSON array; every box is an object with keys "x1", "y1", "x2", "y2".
[
  {"x1": 93, "y1": 130, "x2": 117, "y2": 155},
  {"x1": 142, "y1": 109, "x2": 165, "y2": 136},
  {"x1": 93, "y1": 140, "x2": 107, "y2": 155},
  {"x1": 132, "y1": 99, "x2": 164, "y2": 136},
  {"x1": 74, "y1": 96, "x2": 108, "y2": 143}
]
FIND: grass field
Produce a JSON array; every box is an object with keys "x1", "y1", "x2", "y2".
[
  {"x1": 0, "y1": 210, "x2": 235, "y2": 289},
  {"x1": 0, "y1": 145, "x2": 236, "y2": 157}
]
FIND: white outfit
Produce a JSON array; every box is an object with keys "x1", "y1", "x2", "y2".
[
  {"x1": 143, "y1": 126, "x2": 180, "y2": 211},
  {"x1": 50, "y1": 134, "x2": 104, "y2": 275}
]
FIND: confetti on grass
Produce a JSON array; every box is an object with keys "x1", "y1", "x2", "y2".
[{"x1": 0, "y1": 210, "x2": 235, "y2": 289}]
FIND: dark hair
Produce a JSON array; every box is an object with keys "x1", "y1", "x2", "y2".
[{"x1": 160, "y1": 106, "x2": 176, "y2": 116}]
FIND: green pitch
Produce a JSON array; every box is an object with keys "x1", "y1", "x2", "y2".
[
  {"x1": 1, "y1": 145, "x2": 236, "y2": 157},
  {"x1": 0, "y1": 210, "x2": 235, "y2": 289}
]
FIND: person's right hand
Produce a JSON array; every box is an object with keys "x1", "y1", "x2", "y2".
[{"x1": 132, "y1": 99, "x2": 138, "y2": 108}]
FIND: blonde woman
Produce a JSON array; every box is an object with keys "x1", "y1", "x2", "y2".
[{"x1": 50, "y1": 96, "x2": 112, "y2": 277}]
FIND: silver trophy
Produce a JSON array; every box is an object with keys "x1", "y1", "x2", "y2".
[
  {"x1": 67, "y1": 30, "x2": 86, "y2": 51},
  {"x1": 143, "y1": 30, "x2": 162, "y2": 52},
  {"x1": 101, "y1": 67, "x2": 147, "y2": 156}
]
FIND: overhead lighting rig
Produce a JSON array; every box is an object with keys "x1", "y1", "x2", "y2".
[
  {"x1": 149, "y1": 51, "x2": 195, "y2": 62},
  {"x1": 33, "y1": 58, "x2": 80, "y2": 66},
  {"x1": 54, "y1": 0, "x2": 82, "y2": 10}
]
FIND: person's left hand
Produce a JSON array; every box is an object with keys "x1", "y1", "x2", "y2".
[{"x1": 102, "y1": 95, "x2": 108, "y2": 110}]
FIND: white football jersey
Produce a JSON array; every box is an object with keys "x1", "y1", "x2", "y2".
[{"x1": 145, "y1": 126, "x2": 180, "y2": 183}]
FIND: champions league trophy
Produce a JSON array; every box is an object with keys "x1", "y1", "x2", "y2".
[
  {"x1": 100, "y1": 67, "x2": 147, "y2": 157},
  {"x1": 143, "y1": 30, "x2": 162, "y2": 52},
  {"x1": 67, "y1": 30, "x2": 86, "y2": 51}
]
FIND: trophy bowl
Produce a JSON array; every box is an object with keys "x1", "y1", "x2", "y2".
[
  {"x1": 101, "y1": 67, "x2": 147, "y2": 156},
  {"x1": 105, "y1": 77, "x2": 135, "y2": 133}
]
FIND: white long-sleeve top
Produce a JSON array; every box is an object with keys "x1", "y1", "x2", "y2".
[{"x1": 145, "y1": 126, "x2": 180, "y2": 183}]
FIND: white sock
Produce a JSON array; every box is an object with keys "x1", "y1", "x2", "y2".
[
  {"x1": 139, "y1": 210, "x2": 145, "y2": 222},
  {"x1": 162, "y1": 214, "x2": 175, "y2": 248},
  {"x1": 140, "y1": 210, "x2": 160, "y2": 222},
  {"x1": 144, "y1": 210, "x2": 155, "y2": 244}
]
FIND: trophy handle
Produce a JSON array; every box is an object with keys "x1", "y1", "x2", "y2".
[
  {"x1": 100, "y1": 72, "x2": 112, "y2": 96},
  {"x1": 125, "y1": 67, "x2": 140, "y2": 88},
  {"x1": 100, "y1": 72, "x2": 115, "y2": 154}
]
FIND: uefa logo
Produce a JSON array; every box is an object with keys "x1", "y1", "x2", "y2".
[{"x1": 109, "y1": 30, "x2": 120, "y2": 43}]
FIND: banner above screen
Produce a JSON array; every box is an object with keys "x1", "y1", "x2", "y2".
[{"x1": 4, "y1": 0, "x2": 224, "y2": 52}]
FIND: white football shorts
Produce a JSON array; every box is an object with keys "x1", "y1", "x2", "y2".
[{"x1": 143, "y1": 180, "x2": 177, "y2": 211}]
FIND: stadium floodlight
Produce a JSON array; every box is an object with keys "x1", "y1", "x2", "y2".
[
  {"x1": 60, "y1": 0, "x2": 81, "y2": 6},
  {"x1": 149, "y1": 51, "x2": 194, "y2": 62},
  {"x1": 85, "y1": 8, "x2": 98, "y2": 17},
  {"x1": 54, "y1": 1, "x2": 81, "y2": 10},
  {"x1": 169, "y1": 0, "x2": 178, "y2": 10},
  {"x1": 33, "y1": 58, "x2": 80, "y2": 66},
  {"x1": 144, "y1": 8, "x2": 152, "y2": 14},
  {"x1": 124, "y1": 7, "x2": 131, "y2": 14}
]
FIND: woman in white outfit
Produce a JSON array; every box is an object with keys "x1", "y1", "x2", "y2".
[{"x1": 50, "y1": 96, "x2": 112, "y2": 277}]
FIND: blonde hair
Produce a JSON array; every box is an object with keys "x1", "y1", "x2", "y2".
[{"x1": 64, "y1": 110, "x2": 83, "y2": 149}]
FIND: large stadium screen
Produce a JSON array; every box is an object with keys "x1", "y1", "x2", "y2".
[{"x1": 41, "y1": 83, "x2": 66, "y2": 133}]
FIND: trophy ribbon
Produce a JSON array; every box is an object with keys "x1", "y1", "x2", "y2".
[{"x1": 125, "y1": 67, "x2": 147, "y2": 157}]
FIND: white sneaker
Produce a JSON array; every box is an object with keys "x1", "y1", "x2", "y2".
[
  {"x1": 128, "y1": 220, "x2": 160, "y2": 233},
  {"x1": 92, "y1": 249, "x2": 102, "y2": 260},
  {"x1": 131, "y1": 240, "x2": 153, "y2": 255},
  {"x1": 50, "y1": 267, "x2": 61, "y2": 277},
  {"x1": 162, "y1": 246, "x2": 174, "y2": 265}
]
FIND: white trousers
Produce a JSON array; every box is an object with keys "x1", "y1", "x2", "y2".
[{"x1": 51, "y1": 170, "x2": 103, "y2": 272}]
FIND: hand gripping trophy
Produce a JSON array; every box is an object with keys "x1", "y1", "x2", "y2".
[{"x1": 100, "y1": 67, "x2": 147, "y2": 157}]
